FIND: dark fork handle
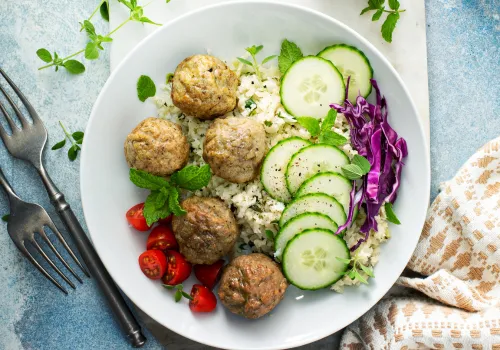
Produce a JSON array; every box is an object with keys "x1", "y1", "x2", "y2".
[{"x1": 38, "y1": 167, "x2": 146, "y2": 348}]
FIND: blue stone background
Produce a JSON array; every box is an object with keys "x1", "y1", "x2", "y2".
[{"x1": 0, "y1": 0, "x2": 498, "y2": 349}]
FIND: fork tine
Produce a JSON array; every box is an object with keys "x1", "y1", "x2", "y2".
[
  {"x1": 0, "y1": 85, "x2": 29, "y2": 128},
  {"x1": 31, "y1": 239, "x2": 76, "y2": 289},
  {"x1": 18, "y1": 242, "x2": 68, "y2": 294},
  {"x1": 0, "y1": 97, "x2": 19, "y2": 133},
  {"x1": 38, "y1": 229, "x2": 83, "y2": 284},
  {"x1": 0, "y1": 121, "x2": 11, "y2": 144},
  {"x1": 46, "y1": 221, "x2": 90, "y2": 278},
  {"x1": 0, "y1": 68, "x2": 41, "y2": 123}
]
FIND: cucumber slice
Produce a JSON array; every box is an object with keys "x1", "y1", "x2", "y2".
[
  {"x1": 261, "y1": 137, "x2": 312, "y2": 203},
  {"x1": 318, "y1": 44, "x2": 374, "y2": 103},
  {"x1": 280, "y1": 56, "x2": 345, "y2": 119},
  {"x1": 286, "y1": 144, "x2": 349, "y2": 195},
  {"x1": 282, "y1": 228, "x2": 350, "y2": 290},
  {"x1": 274, "y1": 212, "x2": 338, "y2": 260},
  {"x1": 295, "y1": 172, "x2": 352, "y2": 214},
  {"x1": 279, "y1": 193, "x2": 346, "y2": 227}
]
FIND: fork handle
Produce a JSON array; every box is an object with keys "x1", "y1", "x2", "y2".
[{"x1": 38, "y1": 169, "x2": 147, "y2": 348}]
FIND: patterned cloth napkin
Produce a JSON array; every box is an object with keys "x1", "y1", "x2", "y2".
[{"x1": 341, "y1": 137, "x2": 500, "y2": 349}]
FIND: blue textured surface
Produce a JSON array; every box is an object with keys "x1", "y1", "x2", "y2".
[{"x1": 0, "y1": 0, "x2": 498, "y2": 349}]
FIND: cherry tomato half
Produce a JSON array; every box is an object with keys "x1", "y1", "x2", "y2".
[
  {"x1": 126, "y1": 203, "x2": 150, "y2": 231},
  {"x1": 158, "y1": 215, "x2": 173, "y2": 225},
  {"x1": 138, "y1": 250, "x2": 167, "y2": 280},
  {"x1": 146, "y1": 225, "x2": 178, "y2": 251},
  {"x1": 194, "y1": 260, "x2": 225, "y2": 290},
  {"x1": 189, "y1": 284, "x2": 217, "y2": 313},
  {"x1": 161, "y1": 250, "x2": 192, "y2": 285}
]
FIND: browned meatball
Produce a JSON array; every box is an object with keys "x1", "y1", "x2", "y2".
[
  {"x1": 172, "y1": 196, "x2": 239, "y2": 264},
  {"x1": 124, "y1": 118, "x2": 189, "y2": 176},
  {"x1": 218, "y1": 253, "x2": 288, "y2": 319},
  {"x1": 171, "y1": 55, "x2": 238, "y2": 119},
  {"x1": 203, "y1": 118, "x2": 266, "y2": 183}
]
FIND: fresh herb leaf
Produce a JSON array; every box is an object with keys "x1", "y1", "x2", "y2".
[
  {"x1": 85, "y1": 42, "x2": 100, "y2": 60},
  {"x1": 296, "y1": 117, "x2": 320, "y2": 137},
  {"x1": 265, "y1": 230, "x2": 274, "y2": 241},
  {"x1": 278, "y1": 39, "x2": 303, "y2": 74},
  {"x1": 264, "y1": 121, "x2": 272, "y2": 127},
  {"x1": 1, "y1": 214, "x2": 9, "y2": 222},
  {"x1": 174, "y1": 290, "x2": 182, "y2": 302},
  {"x1": 68, "y1": 144, "x2": 80, "y2": 161},
  {"x1": 237, "y1": 57, "x2": 253, "y2": 66},
  {"x1": 351, "y1": 155, "x2": 371, "y2": 174},
  {"x1": 359, "y1": 264, "x2": 375, "y2": 278},
  {"x1": 73, "y1": 132, "x2": 84, "y2": 144},
  {"x1": 100, "y1": 1, "x2": 110, "y2": 21},
  {"x1": 36, "y1": 49, "x2": 52, "y2": 63},
  {"x1": 381, "y1": 12, "x2": 400, "y2": 43},
  {"x1": 384, "y1": 202, "x2": 401, "y2": 225},
  {"x1": 51, "y1": 139, "x2": 66, "y2": 150},
  {"x1": 319, "y1": 130, "x2": 347, "y2": 146},
  {"x1": 139, "y1": 17, "x2": 161, "y2": 26},
  {"x1": 166, "y1": 73, "x2": 174, "y2": 84},
  {"x1": 82, "y1": 20, "x2": 96, "y2": 37},
  {"x1": 170, "y1": 164, "x2": 212, "y2": 191},
  {"x1": 321, "y1": 109, "x2": 337, "y2": 132},
  {"x1": 144, "y1": 191, "x2": 171, "y2": 226},
  {"x1": 245, "y1": 98, "x2": 256, "y2": 109},
  {"x1": 129, "y1": 168, "x2": 170, "y2": 190},
  {"x1": 262, "y1": 55, "x2": 277, "y2": 64},
  {"x1": 353, "y1": 270, "x2": 368, "y2": 284},
  {"x1": 181, "y1": 291, "x2": 193, "y2": 300},
  {"x1": 63, "y1": 60, "x2": 85, "y2": 74},
  {"x1": 368, "y1": 0, "x2": 384, "y2": 9},
  {"x1": 155, "y1": 187, "x2": 169, "y2": 209},
  {"x1": 245, "y1": 45, "x2": 263, "y2": 56},
  {"x1": 162, "y1": 284, "x2": 175, "y2": 290},
  {"x1": 388, "y1": 0, "x2": 400, "y2": 11},
  {"x1": 372, "y1": 7, "x2": 384, "y2": 21},
  {"x1": 360, "y1": 7, "x2": 372, "y2": 15},
  {"x1": 336, "y1": 257, "x2": 352, "y2": 264},
  {"x1": 341, "y1": 164, "x2": 364, "y2": 180},
  {"x1": 137, "y1": 75, "x2": 156, "y2": 102},
  {"x1": 167, "y1": 187, "x2": 186, "y2": 216}
]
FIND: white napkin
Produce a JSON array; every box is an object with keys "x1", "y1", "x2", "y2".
[{"x1": 341, "y1": 137, "x2": 500, "y2": 349}]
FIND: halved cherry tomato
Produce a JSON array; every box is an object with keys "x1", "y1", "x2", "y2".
[
  {"x1": 126, "y1": 203, "x2": 150, "y2": 231},
  {"x1": 189, "y1": 284, "x2": 217, "y2": 313},
  {"x1": 146, "y1": 225, "x2": 178, "y2": 251},
  {"x1": 158, "y1": 215, "x2": 173, "y2": 225},
  {"x1": 138, "y1": 250, "x2": 167, "y2": 280},
  {"x1": 161, "y1": 250, "x2": 192, "y2": 285},
  {"x1": 194, "y1": 260, "x2": 225, "y2": 289}
]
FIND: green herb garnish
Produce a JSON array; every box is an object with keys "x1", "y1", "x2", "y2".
[
  {"x1": 360, "y1": 0, "x2": 405, "y2": 43},
  {"x1": 51, "y1": 121, "x2": 84, "y2": 161},
  {"x1": 1, "y1": 214, "x2": 9, "y2": 223},
  {"x1": 244, "y1": 98, "x2": 256, "y2": 109},
  {"x1": 296, "y1": 117, "x2": 320, "y2": 137},
  {"x1": 237, "y1": 45, "x2": 275, "y2": 82},
  {"x1": 278, "y1": 39, "x2": 303, "y2": 74},
  {"x1": 341, "y1": 155, "x2": 371, "y2": 180},
  {"x1": 163, "y1": 284, "x2": 193, "y2": 302},
  {"x1": 137, "y1": 75, "x2": 156, "y2": 102},
  {"x1": 337, "y1": 253, "x2": 374, "y2": 285},
  {"x1": 265, "y1": 230, "x2": 275, "y2": 241},
  {"x1": 384, "y1": 202, "x2": 401, "y2": 225},
  {"x1": 319, "y1": 131, "x2": 347, "y2": 146}
]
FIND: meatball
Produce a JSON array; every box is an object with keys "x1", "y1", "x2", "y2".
[
  {"x1": 172, "y1": 196, "x2": 239, "y2": 265},
  {"x1": 171, "y1": 55, "x2": 238, "y2": 119},
  {"x1": 203, "y1": 118, "x2": 266, "y2": 183},
  {"x1": 218, "y1": 253, "x2": 288, "y2": 319},
  {"x1": 124, "y1": 118, "x2": 189, "y2": 176}
]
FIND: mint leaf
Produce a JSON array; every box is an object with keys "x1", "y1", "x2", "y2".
[
  {"x1": 170, "y1": 164, "x2": 212, "y2": 191},
  {"x1": 63, "y1": 60, "x2": 85, "y2": 74},
  {"x1": 85, "y1": 42, "x2": 100, "y2": 60},
  {"x1": 129, "y1": 168, "x2": 170, "y2": 190},
  {"x1": 68, "y1": 144, "x2": 80, "y2": 161},
  {"x1": 296, "y1": 117, "x2": 320, "y2": 137},
  {"x1": 137, "y1": 75, "x2": 156, "y2": 102},
  {"x1": 341, "y1": 164, "x2": 364, "y2": 180},
  {"x1": 144, "y1": 191, "x2": 171, "y2": 226},
  {"x1": 351, "y1": 155, "x2": 371, "y2": 174},
  {"x1": 359, "y1": 264, "x2": 375, "y2": 278},
  {"x1": 262, "y1": 55, "x2": 277, "y2": 64},
  {"x1": 83, "y1": 20, "x2": 96, "y2": 37},
  {"x1": 245, "y1": 45, "x2": 263, "y2": 56},
  {"x1": 384, "y1": 202, "x2": 401, "y2": 225},
  {"x1": 1, "y1": 214, "x2": 9, "y2": 222},
  {"x1": 265, "y1": 230, "x2": 274, "y2": 241},
  {"x1": 360, "y1": 7, "x2": 372, "y2": 15},
  {"x1": 237, "y1": 57, "x2": 253, "y2": 66},
  {"x1": 319, "y1": 130, "x2": 347, "y2": 146},
  {"x1": 321, "y1": 109, "x2": 337, "y2": 132},
  {"x1": 372, "y1": 7, "x2": 384, "y2": 21},
  {"x1": 388, "y1": 0, "x2": 400, "y2": 11},
  {"x1": 381, "y1": 12, "x2": 400, "y2": 43},
  {"x1": 278, "y1": 39, "x2": 303, "y2": 74},
  {"x1": 72, "y1": 131, "x2": 84, "y2": 144},
  {"x1": 100, "y1": 1, "x2": 109, "y2": 21},
  {"x1": 155, "y1": 187, "x2": 170, "y2": 209},
  {"x1": 168, "y1": 187, "x2": 186, "y2": 216},
  {"x1": 36, "y1": 49, "x2": 52, "y2": 63},
  {"x1": 51, "y1": 139, "x2": 66, "y2": 150},
  {"x1": 354, "y1": 270, "x2": 368, "y2": 284},
  {"x1": 368, "y1": 0, "x2": 384, "y2": 9}
]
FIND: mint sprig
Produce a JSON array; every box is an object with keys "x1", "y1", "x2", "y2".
[
  {"x1": 341, "y1": 155, "x2": 371, "y2": 180},
  {"x1": 278, "y1": 39, "x2": 303, "y2": 74},
  {"x1": 237, "y1": 45, "x2": 276, "y2": 82},
  {"x1": 137, "y1": 75, "x2": 156, "y2": 102},
  {"x1": 51, "y1": 121, "x2": 84, "y2": 161},
  {"x1": 337, "y1": 253, "x2": 374, "y2": 284},
  {"x1": 360, "y1": 0, "x2": 405, "y2": 43},
  {"x1": 295, "y1": 109, "x2": 347, "y2": 146},
  {"x1": 163, "y1": 284, "x2": 193, "y2": 302}
]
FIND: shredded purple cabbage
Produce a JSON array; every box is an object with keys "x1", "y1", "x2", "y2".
[{"x1": 332, "y1": 78, "x2": 408, "y2": 251}]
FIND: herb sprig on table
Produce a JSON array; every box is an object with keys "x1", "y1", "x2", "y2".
[
  {"x1": 51, "y1": 122, "x2": 85, "y2": 161},
  {"x1": 360, "y1": 0, "x2": 406, "y2": 43},
  {"x1": 129, "y1": 165, "x2": 212, "y2": 226},
  {"x1": 36, "y1": 0, "x2": 170, "y2": 75},
  {"x1": 1, "y1": 214, "x2": 9, "y2": 223}
]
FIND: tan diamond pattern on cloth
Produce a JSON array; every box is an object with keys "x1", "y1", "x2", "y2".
[{"x1": 341, "y1": 137, "x2": 500, "y2": 349}]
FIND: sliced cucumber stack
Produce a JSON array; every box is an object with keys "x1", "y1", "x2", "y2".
[
  {"x1": 318, "y1": 44, "x2": 373, "y2": 103},
  {"x1": 295, "y1": 172, "x2": 352, "y2": 214},
  {"x1": 280, "y1": 56, "x2": 345, "y2": 119},
  {"x1": 274, "y1": 213, "x2": 338, "y2": 260},
  {"x1": 282, "y1": 229, "x2": 350, "y2": 290},
  {"x1": 286, "y1": 144, "x2": 349, "y2": 195},
  {"x1": 261, "y1": 137, "x2": 312, "y2": 203},
  {"x1": 279, "y1": 193, "x2": 346, "y2": 228}
]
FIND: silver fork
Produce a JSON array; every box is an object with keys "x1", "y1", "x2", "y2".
[
  {"x1": 0, "y1": 68, "x2": 146, "y2": 347},
  {"x1": 0, "y1": 168, "x2": 85, "y2": 293}
]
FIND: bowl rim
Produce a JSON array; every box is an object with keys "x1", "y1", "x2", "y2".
[{"x1": 80, "y1": 1, "x2": 430, "y2": 348}]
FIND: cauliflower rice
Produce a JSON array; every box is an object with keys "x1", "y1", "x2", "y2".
[{"x1": 153, "y1": 60, "x2": 390, "y2": 292}]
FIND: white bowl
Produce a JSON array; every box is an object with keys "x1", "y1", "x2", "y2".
[{"x1": 80, "y1": 1, "x2": 430, "y2": 349}]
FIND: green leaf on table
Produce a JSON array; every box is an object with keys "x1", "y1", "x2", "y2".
[
  {"x1": 129, "y1": 168, "x2": 170, "y2": 190},
  {"x1": 1, "y1": 214, "x2": 9, "y2": 222},
  {"x1": 341, "y1": 164, "x2": 364, "y2": 180},
  {"x1": 167, "y1": 187, "x2": 186, "y2": 216},
  {"x1": 100, "y1": 1, "x2": 110, "y2": 21},
  {"x1": 137, "y1": 75, "x2": 156, "y2": 102},
  {"x1": 381, "y1": 12, "x2": 400, "y2": 43},
  {"x1": 388, "y1": 0, "x2": 400, "y2": 11},
  {"x1": 321, "y1": 109, "x2": 337, "y2": 132},
  {"x1": 372, "y1": 7, "x2": 384, "y2": 21},
  {"x1": 170, "y1": 164, "x2": 212, "y2": 191},
  {"x1": 51, "y1": 139, "x2": 66, "y2": 150},
  {"x1": 296, "y1": 117, "x2": 320, "y2": 137},
  {"x1": 72, "y1": 131, "x2": 84, "y2": 144},
  {"x1": 278, "y1": 39, "x2": 303, "y2": 74},
  {"x1": 36, "y1": 49, "x2": 52, "y2": 63},
  {"x1": 237, "y1": 57, "x2": 253, "y2": 66},
  {"x1": 351, "y1": 155, "x2": 371, "y2": 174},
  {"x1": 67, "y1": 144, "x2": 80, "y2": 161},
  {"x1": 319, "y1": 130, "x2": 347, "y2": 146},
  {"x1": 262, "y1": 55, "x2": 277, "y2": 64},
  {"x1": 384, "y1": 202, "x2": 401, "y2": 225},
  {"x1": 83, "y1": 20, "x2": 96, "y2": 37},
  {"x1": 85, "y1": 42, "x2": 100, "y2": 60},
  {"x1": 63, "y1": 60, "x2": 86, "y2": 74}
]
